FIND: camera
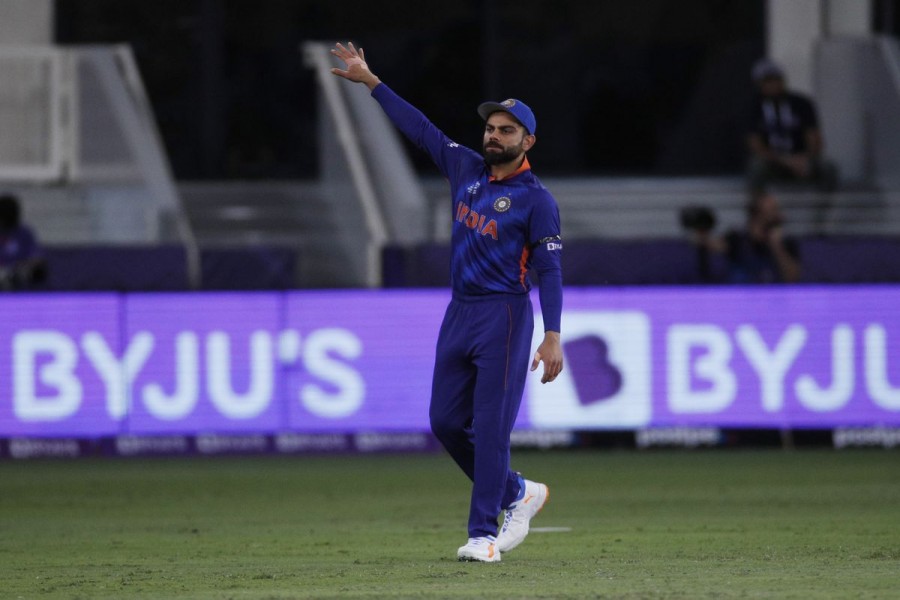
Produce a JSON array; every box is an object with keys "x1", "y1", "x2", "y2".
[{"x1": 679, "y1": 205, "x2": 716, "y2": 232}]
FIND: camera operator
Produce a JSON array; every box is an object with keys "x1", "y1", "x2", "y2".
[
  {"x1": 0, "y1": 193, "x2": 47, "y2": 291},
  {"x1": 681, "y1": 193, "x2": 800, "y2": 284}
]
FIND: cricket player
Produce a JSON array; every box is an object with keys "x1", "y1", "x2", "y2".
[{"x1": 331, "y1": 42, "x2": 563, "y2": 563}]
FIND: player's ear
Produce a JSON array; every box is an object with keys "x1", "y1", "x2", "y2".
[{"x1": 523, "y1": 134, "x2": 536, "y2": 151}]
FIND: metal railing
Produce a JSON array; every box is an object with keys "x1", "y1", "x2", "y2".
[
  {"x1": 102, "y1": 46, "x2": 200, "y2": 288},
  {"x1": 0, "y1": 46, "x2": 65, "y2": 181},
  {"x1": 303, "y1": 42, "x2": 388, "y2": 288}
]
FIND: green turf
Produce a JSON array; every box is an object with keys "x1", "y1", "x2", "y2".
[{"x1": 1, "y1": 449, "x2": 898, "y2": 599}]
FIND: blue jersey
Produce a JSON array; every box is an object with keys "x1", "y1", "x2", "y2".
[{"x1": 372, "y1": 84, "x2": 563, "y2": 331}]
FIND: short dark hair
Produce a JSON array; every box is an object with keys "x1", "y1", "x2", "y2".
[{"x1": 0, "y1": 193, "x2": 22, "y2": 229}]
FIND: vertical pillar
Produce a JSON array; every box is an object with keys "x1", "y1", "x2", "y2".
[
  {"x1": 0, "y1": 0, "x2": 53, "y2": 45},
  {"x1": 767, "y1": 0, "x2": 873, "y2": 93},
  {"x1": 767, "y1": 0, "x2": 824, "y2": 94},
  {"x1": 826, "y1": 0, "x2": 873, "y2": 36}
]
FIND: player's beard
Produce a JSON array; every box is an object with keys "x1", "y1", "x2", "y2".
[{"x1": 483, "y1": 140, "x2": 525, "y2": 166}]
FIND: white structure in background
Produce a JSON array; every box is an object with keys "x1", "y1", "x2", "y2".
[
  {"x1": 0, "y1": 46, "x2": 65, "y2": 181},
  {"x1": 768, "y1": 0, "x2": 873, "y2": 95},
  {"x1": 0, "y1": 45, "x2": 199, "y2": 287},
  {"x1": 0, "y1": 0, "x2": 198, "y2": 286},
  {"x1": 768, "y1": 0, "x2": 900, "y2": 190}
]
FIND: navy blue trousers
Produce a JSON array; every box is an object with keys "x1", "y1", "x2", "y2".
[{"x1": 429, "y1": 294, "x2": 533, "y2": 538}]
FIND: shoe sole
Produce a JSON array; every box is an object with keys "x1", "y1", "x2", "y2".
[
  {"x1": 457, "y1": 548, "x2": 501, "y2": 563},
  {"x1": 457, "y1": 554, "x2": 501, "y2": 563}
]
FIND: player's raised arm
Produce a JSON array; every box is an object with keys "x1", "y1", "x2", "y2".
[
  {"x1": 328, "y1": 41, "x2": 477, "y2": 183},
  {"x1": 330, "y1": 42, "x2": 381, "y2": 90}
]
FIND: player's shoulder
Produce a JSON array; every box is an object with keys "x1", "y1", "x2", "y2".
[
  {"x1": 521, "y1": 173, "x2": 558, "y2": 206},
  {"x1": 450, "y1": 141, "x2": 485, "y2": 168}
]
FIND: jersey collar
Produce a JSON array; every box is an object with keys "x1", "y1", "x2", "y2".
[{"x1": 488, "y1": 156, "x2": 531, "y2": 182}]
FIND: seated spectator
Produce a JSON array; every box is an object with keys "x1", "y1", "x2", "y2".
[
  {"x1": 0, "y1": 193, "x2": 47, "y2": 290},
  {"x1": 685, "y1": 192, "x2": 801, "y2": 284},
  {"x1": 747, "y1": 59, "x2": 838, "y2": 194}
]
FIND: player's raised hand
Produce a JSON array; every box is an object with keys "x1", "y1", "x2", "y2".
[
  {"x1": 531, "y1": 332, "x2": 563, "y2": 384},
  {"x1": 330, "y1": 42, "x2": 380, "y2": 89}
]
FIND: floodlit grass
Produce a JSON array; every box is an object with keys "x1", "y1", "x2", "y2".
[{"x1": 1, "y1": 450, "x2": 898, "y2": 599}]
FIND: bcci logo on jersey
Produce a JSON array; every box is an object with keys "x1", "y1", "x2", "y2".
[{"x1": 527, "y1": 311, "x2": 652, "y2": 428}]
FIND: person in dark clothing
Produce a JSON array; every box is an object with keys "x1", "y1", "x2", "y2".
[
  {"x1": 724, "y1": 192, "x2": 800, "y2": 283},
  {"x1": 688, "y1": 192, "x2": 801, "y2": 284},
  {"x1": 746, "y1": 59, "x2": 838, "y2": 193},
  {"x1": 0, "y1": 193, "x2": 47, "y2": 290}
]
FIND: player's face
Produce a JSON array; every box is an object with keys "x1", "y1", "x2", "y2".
[{"x1": 483, "y1": 113, "x2": 533, "y2": 165}]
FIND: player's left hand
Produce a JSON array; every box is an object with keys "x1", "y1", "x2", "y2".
[{"x1": 531, "y1": 331, "x2": 563, "y2": 384}]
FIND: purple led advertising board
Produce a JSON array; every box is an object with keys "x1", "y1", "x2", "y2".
[
  {"x1": 528, "y1": 286, "x2": 900, "y2": 430},
  {"x1": 1, "y1": 286, "x2": 899, "y2": 438},
  {"x1": 0, "y1": 294, "x2": 120, "y2": 438}
]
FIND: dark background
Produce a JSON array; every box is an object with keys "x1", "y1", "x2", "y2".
[{"x1": 56, "y1": 0, "x2": 766, "y2": 180}]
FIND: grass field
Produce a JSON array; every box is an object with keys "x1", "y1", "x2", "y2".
[{"x1": 1, "y1": 449, "x2": 898, "y2": 599}]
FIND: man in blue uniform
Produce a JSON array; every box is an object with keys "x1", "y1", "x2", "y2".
[{"x1": 331, "y1": 42, "x2": 563, "y2": 562}]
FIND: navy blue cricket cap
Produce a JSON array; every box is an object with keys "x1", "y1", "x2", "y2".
[{"x1": 477, "y1": 98, "x2": 536, "y2": 135}]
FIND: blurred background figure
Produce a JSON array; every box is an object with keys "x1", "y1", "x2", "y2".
[
  {"x1": 685, "y1": 192, "x2": 801, "y2": 284},
  {"x1": 746, "y1": 59, "x2": 838, "y2": 194},
  {"x1": 0, "y1": 193, "x2": 47, "y2": 291}
]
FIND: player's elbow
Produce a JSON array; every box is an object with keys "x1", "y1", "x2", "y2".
[{"x1": 535, "y1": 266, "x2": 562, "y2": 283}]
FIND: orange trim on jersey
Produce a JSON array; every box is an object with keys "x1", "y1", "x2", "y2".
[
  {"x1": 518, "y1": 244, "x2": 531, "y2": 289},
  {"x1": 489, "y1": 156, "x2": 531, "y2": 182}
]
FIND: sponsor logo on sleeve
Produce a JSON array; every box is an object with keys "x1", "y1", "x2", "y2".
[{"x1": 538, "y1": 235, "x2": 562, "y2": 251}]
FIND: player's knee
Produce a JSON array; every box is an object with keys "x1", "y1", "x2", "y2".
[
  {"x1": 429, "y1": 412, "x2": 451, "y2": 439},
  {"x1": 429, "y1": 410, "x2": 464, "y2": 441}
]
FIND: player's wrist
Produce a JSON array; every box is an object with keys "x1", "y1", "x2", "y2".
[{"x1": 364, "y1": 75, "x2": 382, "y2": 90}]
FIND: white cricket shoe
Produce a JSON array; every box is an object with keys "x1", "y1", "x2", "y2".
[
  {"x1": 496, "y1": 478, "x2": 549, "y2": 553},
  {"x1": 457, "y1": 536, "x2": 501, "y2": 562}
]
